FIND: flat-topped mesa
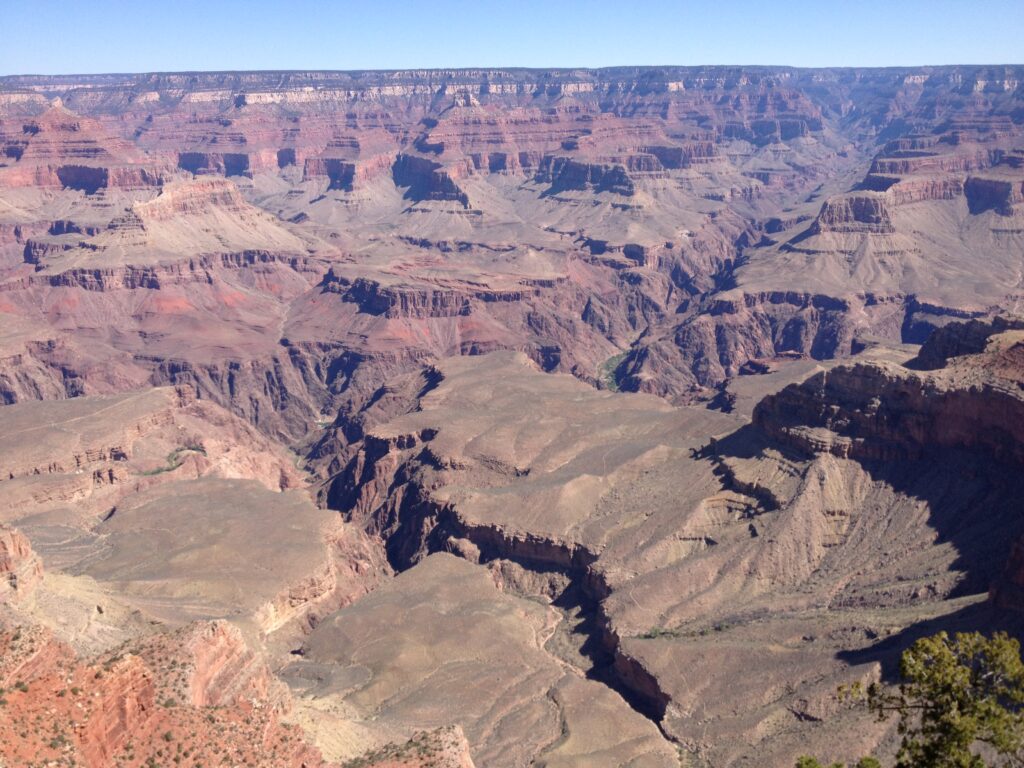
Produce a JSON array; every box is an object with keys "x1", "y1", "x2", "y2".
[
  {"x1": 849, "y1": 124, "x2": 1024, "y2": 211},
  {"x1": 329, "y1": 276, "x2": 473, "y2": 318},
  {"x1": 0, "y1": 525, "x2": 43, "y2": 600},
  {"x1": 60, "y1": 175, "x2": 311, "y2": 258},
  {"x1": 130, "y1": 177, "x2": 250, "y2": 222},
  {"x1": 176, "y1": 150, "x2": 252, "y2": 178},
  {"x1": 3, "y1": 158, "x2": 164, "y2": 193},
  {"x1": 0, "y1": 105, "x2": 165, "y2": 191},
  {"x1": 0, "y1": 386, "x2": 307, "y2": 502},
  {"x1": 22, "y1": 238, "x2": 71, "y2": 264},
  {"x1": 392, "y1": 153, "x2": 470, "y2": 207},
  {"x1": 809, "y1": 193, "x2": 894, "y2": 234},
  {"x1": 881, "y1": 175, "x2": 965, "y2": 204},
  {"x1": 868, "y1": 148, "x2": 993, "y2": 176},
  {"x1": 964, "y1": 173, "x2": 1024, "y2": 215},
  {"x1": 302, "y1": 157, "x2": 355, "y2": 190},
  {"x1": 302, "y1": 152, "x2": 395, "y2": 190},
  {"x1": 724, "y1": 115, "x2": 820, "y2": 144},
  {"x1": 11, "y1": 106, "x2": 142, "y2": 164},
  {"x1": 16, "y1": 252, "x2": 315, "y2": 292},
  {"x1": 880, "y1": 135, "x2": 940, "y2": 154},
  {"x1": 625, "y1": 142, "x2": 715, "y2": 170},
  {"x1": 579, "y1": 238, "x2": 662, "y2": 269},
  {"x1": 0, "y1": 390, "x2": 174, "y2": 479},
  {"x1": 535, "y1": 155, "x2": 636, "y2": 196}
]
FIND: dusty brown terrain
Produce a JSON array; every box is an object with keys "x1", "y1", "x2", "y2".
[
  {"x1": 0, "y1": 67, "x2": 1022, "y2": 766},
  {"x1": 322, "y1": 336, "x2": 1024, "y2": 765}
]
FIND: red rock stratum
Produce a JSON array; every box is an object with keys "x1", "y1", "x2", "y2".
[{"x1": 1, "y1": 66, "x2": 1023, "y2": 767}]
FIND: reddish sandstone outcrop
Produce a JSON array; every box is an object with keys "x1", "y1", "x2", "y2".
[
  {"x1": 78, "y1": 655, "x2": 158, "y2": 765},
  {"x1": 1, "y1": 66, "x2": 1021, "y2": 430},
  {"x1": 179, "y1": 621, "x2": 273, "y2": 706},
  {"x1": 3, "y1": 66, "x2": 1024, "y2": 768},
  {"x1": 0, "y1": 621, "x2": 332, "y2": 768},
  {"x1": 0, "y1": 525, "x2": 42, "y2": 600},
  {"x1": 303, "y1": 152, "x2": 395, "y2": 190},
  {"x1": 886, "y1": 175, "x2": 965, "y2": 204},
  {"x1": 392, "y1": 153, "x2": 470, "y2": 207},
  {"x1": 132, "y1": 176, "x2": 251, "y2": 221},
  {"x1": 868, "y1": 149, "x2": 991, "y2": 176},
  {"x1": 0, "y1": 105, "x2": 166, "y2": 191},
  {"x1": 535, "y1": 155, "x2": 636, "y2": 196}
]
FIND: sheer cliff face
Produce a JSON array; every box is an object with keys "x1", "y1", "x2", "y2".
[
  {"x1": 1, "y1": 66, "x2": 1022, "y2": 437},
  {"x1": 0, "y1": 525, "x2": 42, "y2": 600},
  {"x1": 1, "y1": 67, "x2": 1024, "y2": 767},
  {"x1": 313, "y1": 328, "x2": 1024, "y2": 765},
  {"x1": 754, "y1": 324, "x2": 1024, "y2": 615}
]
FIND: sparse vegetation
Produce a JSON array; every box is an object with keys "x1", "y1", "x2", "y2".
[
  {"x1": 138, "y1": 444, "x2": 207, "y2": 477},
  {"x1": 800, "y1": 631, "x2": 1024, "y2": 768},
  {"x1": 638, "y1": 626, "x2": 679, "y2": 640},
  {"x1": 342, "y1": 729, "x2": 453, "y2": 768},
  {"x1": 599, "y1": 351, "x2": 628, "y2": 392},
  {"x1": 797, "y1": 758, "x2": 881, "y2": 768},
  {"x1": 637, "y1": 620, "x2": 735, "y2": 640}
]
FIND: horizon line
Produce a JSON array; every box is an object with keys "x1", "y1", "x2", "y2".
[{"x1": 2, "y1": 62, "x2": 1023, "y2": 80}]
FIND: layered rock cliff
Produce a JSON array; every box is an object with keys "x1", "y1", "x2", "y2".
[
  {"x1": 752, "y1": 320, "x2": 1024, "y2": 618},
  {"x1": 0, "y1": 525, "x2": 42, "y2": 600},
  {"x1": 753, "y1": 322, "x2": 1024, "y2": 464},
  {"x1": 2, "y1": 65, "x2": 1022, "y2": 429},
  {"x1": 1, "y1": 66, "x2": 1024, "y2": 766}
]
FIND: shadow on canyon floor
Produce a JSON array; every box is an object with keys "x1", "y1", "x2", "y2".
[
  {"x1": 710, "y1": 424, "x2": 1024, "y2": 682},
  {"x1": 838, "y1": 600, "x2": 1024, "y2": 682}
]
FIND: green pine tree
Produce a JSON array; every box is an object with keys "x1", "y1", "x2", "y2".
[{"x1": 798, "y1": 631, "x2": 1024, "y2": 768}]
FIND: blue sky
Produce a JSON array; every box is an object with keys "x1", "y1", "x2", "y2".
[{"x1": 2, "y1": 0, "x2": 1022, "y2": 75}]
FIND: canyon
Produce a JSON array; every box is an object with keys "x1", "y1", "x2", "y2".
[{"x1": 0, "y1": 65, "x2": 1023, "y2": 766}]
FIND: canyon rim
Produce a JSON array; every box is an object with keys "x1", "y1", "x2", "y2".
[{"x1": 2, "y1": 7, "x2": 1024, "y2": 766}]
